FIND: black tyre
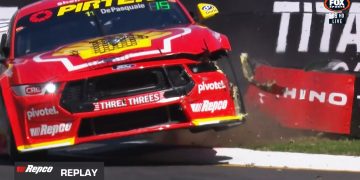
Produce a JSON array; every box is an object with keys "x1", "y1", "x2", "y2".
[
  {"x1": 0, "y1": 91, "x2": 47, "y2": 162},
  {"x1": 209, "y1": 56, "x2": 247, "y2": 132},
  {"x1": 215, "y1": 56, "x2": 247, "y2": 115}
]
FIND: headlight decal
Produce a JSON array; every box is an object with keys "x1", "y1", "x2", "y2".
[{"x1": 12, "y1": 83, "x2": 59, "y2": 96}]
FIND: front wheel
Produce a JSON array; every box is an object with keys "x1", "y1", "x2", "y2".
[
  {"x1": 0, "y1": 92, "x2": 47, "y2": 161},
  {"x1": 215, "y1": 56, "x2": 247, "y2": 115},
  {"x1": 208, "y1": 56, "x2": 247, "y2": 132}
]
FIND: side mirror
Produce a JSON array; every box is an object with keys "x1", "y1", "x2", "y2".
[
  {"x1": 197, "y1": 3, "x2": 219, "y2": 20},
  {"x1": 0, "y1": 34, "x2": 8, "y2": 62}
]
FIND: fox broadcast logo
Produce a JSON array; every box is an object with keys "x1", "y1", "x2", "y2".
[{"x1": 324, "y1": 0, "x2": 351, "y2": 11}]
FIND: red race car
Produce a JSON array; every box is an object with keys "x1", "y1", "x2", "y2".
[{"x1": 0, "y1": 0, "x2": 246, "y2": 158}]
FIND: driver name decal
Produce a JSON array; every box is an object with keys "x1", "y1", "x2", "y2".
[{"x1": 100, "y1": 3, "x2": 145, "y2": 14}]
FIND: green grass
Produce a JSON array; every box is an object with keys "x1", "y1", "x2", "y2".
[{"x1": 252, "y1": 137, "x2": 360, "y2": 156}]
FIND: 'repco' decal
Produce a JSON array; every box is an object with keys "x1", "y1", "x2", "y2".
[
  {"x1": 30, "y1": 123, "x2": 72, "y2": 137},
  {"x1": 190, "y1": 100, "x2": 228, "y2": 113}
]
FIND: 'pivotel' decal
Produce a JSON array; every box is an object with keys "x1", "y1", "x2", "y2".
[
  {"x1": 198, "y1": 80, "x2": 226, "y2": 94},
  {"x1": 27, "y1": 106, "x2": 59, "y2": 120},
  {"x1": 190, "y1": 100, "x2": 228, "y2": 113}
]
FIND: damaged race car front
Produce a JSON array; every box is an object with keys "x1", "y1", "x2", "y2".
[{"x1": 0, "y1": 0, "x2": 246, "y2": 159}]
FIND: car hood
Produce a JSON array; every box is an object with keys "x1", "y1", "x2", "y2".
[{"x1": 11, "y1": 25, "x2": 231, "y2": 84}]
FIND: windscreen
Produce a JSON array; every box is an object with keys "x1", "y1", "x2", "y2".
[{"x1": 15, "y1": 0, "x2": 190, "y2": 57}]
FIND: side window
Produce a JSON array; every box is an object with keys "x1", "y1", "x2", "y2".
[{"x1": 0, "y1": 12, "x2": 17, "y2": 58}]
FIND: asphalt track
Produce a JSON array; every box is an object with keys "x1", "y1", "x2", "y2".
[{"x1": 0, "y1": 138, "x2": 358, "y2": 180}]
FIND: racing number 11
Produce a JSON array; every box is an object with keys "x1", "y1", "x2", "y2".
[{"x1": 85, "y1": 11, "x2": 95, "y2": 17}]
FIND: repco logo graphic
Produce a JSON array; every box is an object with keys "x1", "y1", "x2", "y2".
[
  {"x1": 325, "y1": 0, "x2": 351, "y2": 11},
  {"x1": 16, "y1": 165, "x2": 53, "y2": 174},
  {"x1": 30, "y1": 123, "x2": 72, "y2": 137},
  {"x1": 191, "y1": 100, "x2": 228, "y2": 113}
]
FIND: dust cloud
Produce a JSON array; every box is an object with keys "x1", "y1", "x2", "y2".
[{"x1": 152, "y1": 106, "x2": 319, "y2": 148}]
